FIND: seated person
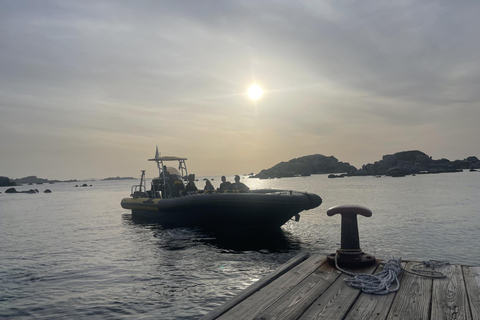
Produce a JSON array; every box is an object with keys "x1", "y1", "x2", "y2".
[
  {"x1": 150, "y1": 178, "x2": 162, "y2": 198},
  {"x1": 204, "y1": 179, "x2": 214, "y2": 191},
  {"x1": 172, "y1": 175, "x2": 185, "y2": 197},
  {"x1": 228, "y1": 175, "x2": 250, "y2": 193},
  {"x1": 218, "y1": 176, "x2": 231, "y2": 192},
  {"x1": 185, "y1": 174, "x2": 198, "y2": 192}
]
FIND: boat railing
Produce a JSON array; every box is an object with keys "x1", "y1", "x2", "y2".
[
  {"x1": 131, "y1": 170, "x2": 149, "y2": 198},
  {"x1": 130, "y1": 184, "x2": 148, "y2": 198}
]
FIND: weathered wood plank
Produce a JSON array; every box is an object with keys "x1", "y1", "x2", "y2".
[
  {"x1": 343, "y1": 261, "x2": 407, "y2": 320},
  {"x1": 217, "y1": 254, "x2": 327, "y2": 320},
  {"x1": 386, "y1": 261, "x2": 432, "y2": 320},
  {"x1": 431, "y1": 264, "x2": 471, "y2": 320},
  {"x1": 463, "y1": 266, "x2": 480, "y2": 320},
  {"x1": 201, "y1": 252, "x2": 310, "y2": 320},
  {"x1": 255, "y1": 260, "x2": 342, "y2": 320},
  {"x1": 297, "y1": 263, "x2": 379, "y2": 320},
  {"x1": 205, "y1": 255, "x2": 477, "y2": 320}
]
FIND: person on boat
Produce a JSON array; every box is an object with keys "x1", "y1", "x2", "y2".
[
  {"x1": 171, "y1": 175, "x2": 185, "y2": 197},
  {"x1": 162, "y1": 166, "x2": 170, "y2": 177},
  {"x1": 228, "y1": 175, "x2": 249, "y2": 193},
  {"x1": 204, "y1": 179, "x2": 214, "y2": 192},
  {"x1": 185, "y1": 174, "x2": 198, "y2": 192},
  {"x1": 160, "y1": 165, "x2": 179, "y2": 198},
  {"x1": 218, "y1": 176, "x2": 231, "y2": 192}
]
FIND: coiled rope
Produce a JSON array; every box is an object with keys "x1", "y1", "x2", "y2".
[
  {"x1": 409, "y1": 260, "x2": 450, "y2": 278},
  {"x1": 335, "y1": 252, "x2": 449, "y2": 295}
]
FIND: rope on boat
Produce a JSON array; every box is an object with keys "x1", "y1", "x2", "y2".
[{"x1": 335, "y1": 253, "x2": 449, "y2": 295}]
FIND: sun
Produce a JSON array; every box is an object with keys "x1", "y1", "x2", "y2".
[{"x1": 247, "y1": 84, "x2": 263, "y2": 100}]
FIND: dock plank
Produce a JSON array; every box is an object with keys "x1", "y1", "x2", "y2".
[
  {"x1": 343, "y1": 262, "x2": 407, "y2": 320},
  {"x1": 431, "y1": 264, "x2": 471, "y2": 320},
  {"x1": 255, "y1": 260, "x2": 342, "y2": 320},
  {"x1": 298, "y1": 263, "x2": 378, "y2": 320},
  {"x1": 463, "y1": 266, "x2": 480, "y2": 320},
  {"x1": 216, "y1": 254, "x2": 327, "y2": 320},
  {"x1": 201, "y1": 252, "x2": 310, "y2": 320},
  {"x1": 204, "y1": 256, "x2": 479, "y2": 320},
  {"x1": 386, "y1": 261, "x2": 432, "y2": 320}
]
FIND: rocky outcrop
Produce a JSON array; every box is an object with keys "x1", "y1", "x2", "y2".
[
  {"x1": 328, "y1": 174, "x2": 346, "y2": 178},
  {"x1": 254, "y1": 154, "x2": 356, "y2": 179},
  {"x1": 102, "y1": 176, "x2": 135, "y2": 181},
  {"x1": 351, "y1": 150, "x2": 470, "y2": 176},
  {"x1": 12, "y1": 176, "x2": 78, "y2": 185},
  {"x1": 0, "y1": 176, "x2": 16, "y2": 187},
  {"x1": 14, "y1": 176, "x2": 50, "y2": 185},
  {"x1": 75, "y1": 184, "x2": 91, "y2": 187},
  {"x1": 451, "y1": 156, "x2": 480, "y2": 170},
  {"x1": 5, "y1": 188, "x2": 39, "y2": 194}
]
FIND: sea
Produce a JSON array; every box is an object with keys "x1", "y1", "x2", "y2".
[{"x1": 1, "y1": 171, "x2": 479, "y2": 319}]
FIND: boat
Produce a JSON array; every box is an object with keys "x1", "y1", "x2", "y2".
[{"x1": 121, "y1": 148, "x2": 322, "y2": 229}]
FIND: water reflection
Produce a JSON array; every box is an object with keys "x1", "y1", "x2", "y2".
[
  {"x1": 123, "y1": 213, "x2": 301, "y2": 253},
  {"x1": 203, "y1": 228, "x2": 301, "y2": 252}
]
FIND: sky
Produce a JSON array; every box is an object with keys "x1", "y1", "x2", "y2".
[{"x1": 1, "y1": 1, "x2": 479, "y2": 180}]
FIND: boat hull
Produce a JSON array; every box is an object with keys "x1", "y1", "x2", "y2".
[{"x1": 121, "y1": 189, "x2": 322, "y2": 229}]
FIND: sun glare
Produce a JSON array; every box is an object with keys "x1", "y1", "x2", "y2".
[{"x1": 247, "y1": 84, "x2": 263, "y2": 100}]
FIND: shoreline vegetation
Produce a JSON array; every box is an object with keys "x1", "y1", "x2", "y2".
[{"x1": 1, "y1": 150, "x2": 479, "y2": 187}]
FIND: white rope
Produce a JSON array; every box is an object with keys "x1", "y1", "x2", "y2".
[
  {"x1": 336, "y1": 254, "x2": 403, "y2": 295},
  {"x1": 335, "y1": 253, "x2": 449, "y2": 295},
  {"x1": 409, "y1": 260, "x2": 449, "y2": 278}
]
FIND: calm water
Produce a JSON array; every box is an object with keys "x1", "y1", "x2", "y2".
[{"x1": 1, "y1": 171, "x2": 479, "y2": 319}]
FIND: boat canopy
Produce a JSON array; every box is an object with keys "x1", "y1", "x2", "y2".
[{"x1": 165, "y1": 166, "x2": 181, "y2": 176}]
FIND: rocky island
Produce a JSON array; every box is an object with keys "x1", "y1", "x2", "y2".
[
  {"x1": 0, "y1": 176, "x2": 16, "y2": 187},
  {"x1": 102, "y1": 176, "x2": 136, "y2": 181},
  {"x1": 253, "y1": 154, "x2": 356, "y2": 179},
  {"x1": 254, "y1": 150, "x2": 480, "y2": 178},
  {"x1": 352, "y1": 150, "x2": 480, "y2": 176},
  {"x1": 12, "y1": 176, "x2": 78, "y2": 185},
  {"x1": 0, "y1": 176, "x2": 80, "y2": 187}
]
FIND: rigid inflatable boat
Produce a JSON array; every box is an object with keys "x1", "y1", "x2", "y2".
[{"x1": 121, "y1": 148, "x2": 322, "y2": 229}]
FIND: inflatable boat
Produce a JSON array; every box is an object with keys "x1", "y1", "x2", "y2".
[{"x1": 121, "y1": 148, "x2": 322, "y2": 229}]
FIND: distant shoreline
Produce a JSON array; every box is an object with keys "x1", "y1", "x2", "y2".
[{"x1": 102, "y1": 177, "x2": 136, "y2": 181}]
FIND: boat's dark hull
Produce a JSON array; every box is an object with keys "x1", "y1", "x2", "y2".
[{"x1": 121, "y1": 189, "x2": 322, "y2": 229}]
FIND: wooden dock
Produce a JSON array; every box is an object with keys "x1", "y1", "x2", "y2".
[{"x1": 201, "y1": 252, "x2": 480, "y2": 320}]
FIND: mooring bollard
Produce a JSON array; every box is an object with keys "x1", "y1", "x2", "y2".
[{"x1": 327, "y1": 204, "x2": 376, "y2": 268}]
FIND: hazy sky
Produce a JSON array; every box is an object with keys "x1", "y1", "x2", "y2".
[{"x1": 1, "y1": 1, "x2": 479, "y2": 180}]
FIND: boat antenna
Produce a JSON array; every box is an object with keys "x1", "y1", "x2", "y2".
[
  {"x1": 153, "y1": 145, "x2": 163, "y2": 180},
  {"x1": 140, "y1": 170, "x2": 146, "y2": 193}
]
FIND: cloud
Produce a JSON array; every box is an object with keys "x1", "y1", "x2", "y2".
[{"x1": 1, "y1": 0, "x2": 479, "y2": 179}]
